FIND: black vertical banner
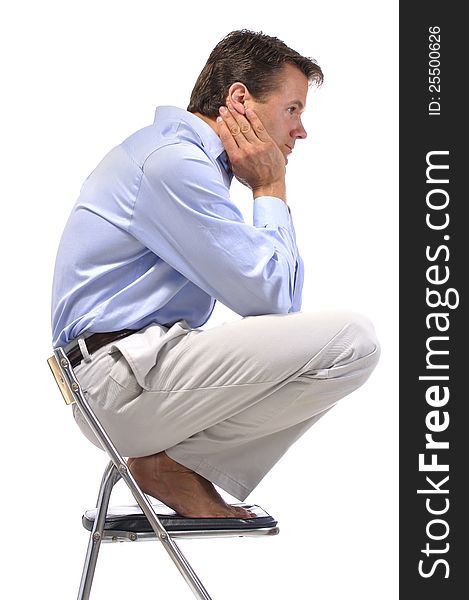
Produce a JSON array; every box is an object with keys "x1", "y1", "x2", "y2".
[{"x1": 400, "y1": 3, "x2": 467, "y2": 598}]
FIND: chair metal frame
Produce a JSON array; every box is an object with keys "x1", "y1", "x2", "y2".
[{"x1": 48, "y1": 347, "x2": 279, "y2": 600}]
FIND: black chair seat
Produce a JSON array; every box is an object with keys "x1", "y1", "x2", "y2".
[{"x1": 83, "y1": 503, "x2": 278, "y2": 533}]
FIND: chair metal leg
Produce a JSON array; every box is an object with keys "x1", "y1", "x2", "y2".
[
  {"x1": 54, "y1": 348, "x2": 213, "y2": 600},
  {"x1": 78, "y1": 462, "x2": 120, "y2": 600}
]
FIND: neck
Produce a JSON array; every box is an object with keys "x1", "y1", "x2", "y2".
[{"x1": 191, "y1": 112, "x2": 218, "y2": 135}]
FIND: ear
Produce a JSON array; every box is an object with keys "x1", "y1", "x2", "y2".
[{"x1": 226, "y1": 82, "x2": 249, "y2": 115}]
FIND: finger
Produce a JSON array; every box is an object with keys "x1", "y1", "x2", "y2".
[
  {"x1": 226, "y1": 103, "x2": 259, "y2": 143},
  {"x1": 218, "y1": 107, "x2": 250, "y2": 148},
  {"x1": 217, "y1": 116, "x2": 242, "y2": 156},
  {"x1": 244, "y1": 108, "x2": 272, "y2": 143}
]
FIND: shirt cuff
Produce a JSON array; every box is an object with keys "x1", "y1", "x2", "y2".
[{"x1": 253, "y1": 196, "x2": 292, "y2": 230}]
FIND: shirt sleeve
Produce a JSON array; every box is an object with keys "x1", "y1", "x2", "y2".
[
  {"x1": 130, "y1": 141, "x2": 303, "y2": 316},
  {"x1": 253, "y1": 196, "x2": 304, "y2": 312}
]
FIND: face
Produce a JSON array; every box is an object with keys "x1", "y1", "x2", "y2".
[{"x1": 245, "y1": 64, "x2": 309, "y2": 162}]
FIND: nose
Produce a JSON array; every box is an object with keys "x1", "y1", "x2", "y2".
[{"x1": 293, "y1": 118, "x2": 307, "y2": 140}]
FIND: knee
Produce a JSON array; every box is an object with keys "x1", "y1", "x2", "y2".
[
  {"x1": 349, "y1": 312, "x2": 379, "y2": 354},
  {"x1": 334, "y1": 312, "x2": 380, "y2": 371}
]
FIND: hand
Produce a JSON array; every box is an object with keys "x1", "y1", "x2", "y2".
[{"x1": 217, "y1": 103, "x2": 287, "y2": 202}]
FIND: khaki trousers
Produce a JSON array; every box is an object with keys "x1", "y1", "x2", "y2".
[{"x1": 73, "y1": 311, "x2": 380, "y2": 501}]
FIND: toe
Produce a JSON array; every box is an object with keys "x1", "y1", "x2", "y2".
[{"x1": 233, "y1": 506, "x2": 256, "y2": 519}]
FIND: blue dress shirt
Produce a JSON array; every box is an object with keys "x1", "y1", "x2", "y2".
[{"x1": 51, "y1": 106, "x2": 304, "y2": 347}]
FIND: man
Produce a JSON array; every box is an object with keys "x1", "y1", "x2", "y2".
[{"x1": 52, "y1": 30, "x2": 380, "y2": 519}]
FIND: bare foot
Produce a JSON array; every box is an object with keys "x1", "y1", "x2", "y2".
[{"x1": 127, "y1": 452, "x2": 255, "y2": 519}]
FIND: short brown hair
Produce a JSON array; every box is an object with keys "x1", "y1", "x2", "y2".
[{"x1": 187, "y1": 30, "x2": 323, "y2": 118}]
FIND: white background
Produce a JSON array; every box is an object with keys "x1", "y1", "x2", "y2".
[{"x1": 1, "y1": 1, "x2": 398, "y2": 598}]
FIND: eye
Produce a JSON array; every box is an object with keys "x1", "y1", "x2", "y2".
[{"x1": 287, "y1": 106, "x2": 297, "y2": 115}]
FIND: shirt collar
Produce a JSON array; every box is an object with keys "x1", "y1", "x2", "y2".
[{"x1": 154, "y1": 106, "x2": 231, "y2": 174}]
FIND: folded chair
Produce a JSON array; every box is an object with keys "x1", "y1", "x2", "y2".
[{"x1": 48, "y1": 346, "x2": 279, "y2": 600}]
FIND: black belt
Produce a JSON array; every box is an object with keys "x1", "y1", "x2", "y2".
[{"x1": 66, "y1": 329, "x2": 136, "y2": 368}]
